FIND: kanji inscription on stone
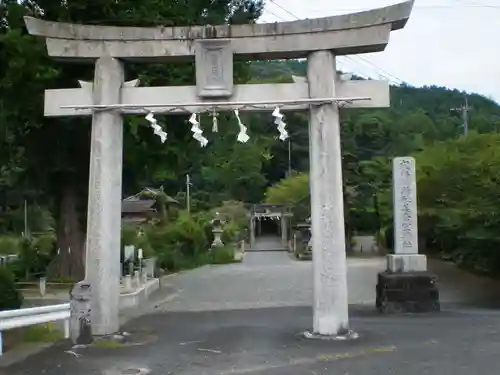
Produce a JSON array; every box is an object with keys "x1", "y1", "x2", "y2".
[
  {"x1": 195, "y1": 39, "x2": 233, "y2": 98},
  {"x1": 392, "y1": 157, "x2": 419, "y2": 254}
]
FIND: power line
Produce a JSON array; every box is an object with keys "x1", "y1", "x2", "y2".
[
  {"x1": 341, "y1": 55, "x2": 404, "y2": 85},
  {"x1": 297, "y1": 4, "x2": 500, "y2": 12},
  {"x1": 318, "y1": 5, "x2": 500, "y2": 10},
  {"x1": 267, "y1": 0, "x2": 298, "y2": 19},
  {"x1": 262, "y1": 7, "x2": 286, "y2": 21},
  {"x1": 265, "y1": 0, "x2": 406, "y2": 84}
]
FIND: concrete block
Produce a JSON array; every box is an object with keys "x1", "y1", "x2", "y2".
[
  {"x1": 376, "y1": 271, "x2": 440, "y2": 314},
  {"x1": 387, "y1": 254, "x2": 427, "y2": 272}
]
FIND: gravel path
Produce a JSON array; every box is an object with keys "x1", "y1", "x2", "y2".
[{"x1": 153, "y1": 248, "x2": 500, "y2": 313}]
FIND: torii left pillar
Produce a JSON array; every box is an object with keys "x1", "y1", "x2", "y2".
[{"x1": 85, "y1": 56, "x2": 124, "y2": 335}]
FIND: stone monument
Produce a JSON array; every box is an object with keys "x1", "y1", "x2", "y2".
[
  {"x1": 376, "y1": 157, "x2": 440, "y2": 313},
  {"x1": 24, "y1": 0, "x2": 414, "y2": 337}
]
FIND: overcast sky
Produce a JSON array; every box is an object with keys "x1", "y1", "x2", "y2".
[{"x1": 259, "y1": 0, "x2": 500, "y2": 104}]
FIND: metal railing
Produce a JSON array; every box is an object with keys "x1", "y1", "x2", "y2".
[
  {"x1": 15, "y1": 278, "x2": 72, "y2": 297},
  {"x1": 0, "y1": 303, "x2": 70, "y2": 355}
]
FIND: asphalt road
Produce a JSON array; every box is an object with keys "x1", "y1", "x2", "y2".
[
  {"x1": 3, "y1": 238, "x2": 500, "y2": 375},
  {"x1": 5, "y1": 306, "x2": 500, "y2": 375}
]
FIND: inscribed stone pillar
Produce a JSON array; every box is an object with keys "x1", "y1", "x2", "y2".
[
  {"x1": 376, "y1": 156, "x2": 439, "y2": 313},
  {"x1": 387, "y1": 157, "x2": 426, "y2": 272},
  {"x1": 85, "y1": 56, "x2": 124, "y2": 336},
  {"x1": 307, "y1": 51, "x2": 349, "y2": 336}
]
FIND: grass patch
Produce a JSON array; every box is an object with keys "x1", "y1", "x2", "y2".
[
  {"x1": 3, "y1": 323, "x2": 64, "y2": 352},
  {"x1": 210, "y1": 245, "x2": 237, "y2": 264},
  {"x1": 23, "y1": 323, "x2": 64, "y2": 342},
  {"x1": 93, "y1": 339, "x2": 124, "y2": 349}
]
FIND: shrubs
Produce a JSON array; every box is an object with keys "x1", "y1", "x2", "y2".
[
  {"x1": 0, "y1": 233, "x2": 55, "y2": 281},
  {"x1": 211, "y1": 201, "x2": 249, "y2": 244},
  {"x1": 210, "y1": 245, "x2": 236, "y2": 264},
  {"x1": 0, "y1": 236, "x2": 21, "y2": 255},
  {"x1": 120, "y1": 202, "x2": 249, "y2": 273},
  {"x1": 221, "y1": 220, "x2": 241, "y2": 244},
  {"x1": 0, "y1": 267, "x2": 22, "y2": 311},
  {"x1": 126, "y1": 212, "x2": 210, "y2": 272}
]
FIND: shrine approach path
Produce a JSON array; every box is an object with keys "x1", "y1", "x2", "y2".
[{"x1": 5, "y1": 249, "x2": 500, "y2": 375}]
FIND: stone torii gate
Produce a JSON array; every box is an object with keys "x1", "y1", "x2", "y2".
[{"x1": 24, "y1": 0, "x2": 413, "y2": 337}]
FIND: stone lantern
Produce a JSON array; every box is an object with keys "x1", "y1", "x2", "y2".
[{"x1": 211, "y1": 212, "x2": 226, "y2": 249}]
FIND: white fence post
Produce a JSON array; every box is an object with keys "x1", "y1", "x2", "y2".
[
  {"x1": 64, "y1": 319, "x2": 70, "y2": 339},
  {"x1": 39, "y1": 277, "x2": 46, "y2": 297}
]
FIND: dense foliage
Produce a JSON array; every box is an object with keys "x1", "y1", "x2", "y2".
[
  {"x1": 0, "y1": 267, "x2": 22, "y2": 310},
  {"x1": 410, "y1": 133, "x2": 500, "y2": 275},
  {"x1": 1, "y1": 0, "x2": 500, "y2": 283},
  {"x1": 0, "y1": 0, "x2": 263, "y2": 279}
]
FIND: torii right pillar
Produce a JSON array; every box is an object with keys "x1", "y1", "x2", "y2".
[{"x1": 307, "y1": 51, "x2": 350, "y2": 336}]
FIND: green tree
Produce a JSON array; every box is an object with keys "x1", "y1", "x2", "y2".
[
  {"x1": 1, "y1": 0, "x2": 263, "y2": 279},
  {"x1": 265, "y1": 173, "x2": 309, "y2": 224},
  {"x1": 415, "y1": 132, "x2": 500, "y2": 274}
]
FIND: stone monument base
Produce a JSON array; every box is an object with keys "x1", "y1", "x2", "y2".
[
  {"x1": 376, "y1": 271, "x2": 440, "y2": 313},
  {"x1": 387, "y1": 254, "x2": 427, "y2": 272}
]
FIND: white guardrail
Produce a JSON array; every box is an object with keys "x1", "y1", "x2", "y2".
[{"x1": 0, "y1": 303, "x2": 70, "y2": 355}]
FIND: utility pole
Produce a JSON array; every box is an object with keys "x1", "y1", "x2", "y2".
[
  {"x1": 451, "y1": 96, "x2": 472, "y2": 136},
  {"x1": 23, "y1": 199, "x2": 29, "y2": 239},
  {"x1": 186, "y1": 174, "x2": 191, "y2": 213},
  {"x1": 287, "y1": 138, "x2": 292, "y2": 177}
]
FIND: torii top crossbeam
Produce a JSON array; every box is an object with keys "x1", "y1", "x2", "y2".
[{"x1": 24, "y1": 1, "x2": 414, "y2": 61}]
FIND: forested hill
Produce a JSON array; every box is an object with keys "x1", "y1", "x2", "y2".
[
  {"x1": 250, "y1": 59, "x2": 500, "y2": 139},
  {"x1": 248, "y1": 59, "x2": 500, "y2": 183}
]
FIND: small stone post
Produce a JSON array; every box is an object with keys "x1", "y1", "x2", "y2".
[
  {"x1": 280, "y1": 215, "x2": 287, "y2": 247},
  {"x1": 123, "y1": 274, "x2": 132, "y2": 291},
  {"x1": 39, "y1": 277, "x2": 46, "y2": 297},
  {"x1": 376, "y1": 157, "x2": 440, "y2": 313},
  {"x1": 133, "y1": 271, "x2": 141, "y2": 289},
  {"x1": 249, "y1": 216, "x2": 255, "y2": 248},
  {"x1": 69, "y1": 281, "x2": 93, "y2": 345}
]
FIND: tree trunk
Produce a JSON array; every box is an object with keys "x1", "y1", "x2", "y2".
[{"x1": 50, "y1": 184, "x2": 85, "y2": 280}]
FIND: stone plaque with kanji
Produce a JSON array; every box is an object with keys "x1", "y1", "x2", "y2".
[{"x1": 195, "y1": 39, "x2": 233, "y2": 98}]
